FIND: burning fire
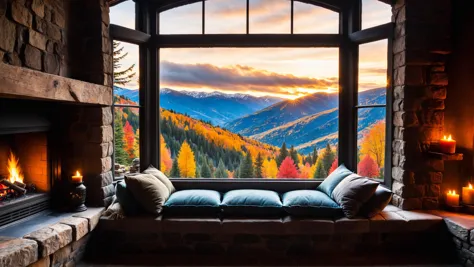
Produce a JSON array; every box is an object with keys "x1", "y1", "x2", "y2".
[
  {"x1": 443, "y1": 135, "x2": 453, "y2": 141},
  {"x1": 470, "y1": 184, "x2": 473, "y2": 190},
  {"x1": 7, "y1": 151, "x2": 24, "y2": 184}
]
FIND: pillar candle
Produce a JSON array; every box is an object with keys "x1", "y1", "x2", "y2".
[
  {"x1": 463, "y1": 184, "x2": 474, "y2": 205},
  {"x1": 71, "y1": 171, "x2": 83, "y2": 183},
  {"x1": 440, "y1": 135, "x2": 456, "y2": 154},
  {"x1": 446, "y1": 190, "x2": 460, "y2": 207}
]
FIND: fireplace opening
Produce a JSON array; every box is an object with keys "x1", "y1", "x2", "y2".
[{"x1": 0, "y1": 113, "x2": 53, "y2": 228}]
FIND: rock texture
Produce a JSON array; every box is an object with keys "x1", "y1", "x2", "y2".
[
  {"x1": 0, "y1": 237, "x2": 38, "y2": 267},
  {"x1": 24, "y1": 224, "x2": 73, "y2": 258}
]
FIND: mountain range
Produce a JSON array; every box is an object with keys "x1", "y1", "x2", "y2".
[
  {"x1": 114, "y1": 86, "x2": 386, "y2": 154},
  {"x1": 114, "y1": 86, "x2": 282, "y2": 125}
]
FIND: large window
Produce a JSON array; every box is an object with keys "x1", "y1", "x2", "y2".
[{"x1": 110, "y1": 0, "x2": 393, "y2": 184}]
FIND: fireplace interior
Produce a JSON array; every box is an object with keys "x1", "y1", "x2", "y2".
[{"x1": 0, "y1": 102, "x2": 55, "y2": 228}]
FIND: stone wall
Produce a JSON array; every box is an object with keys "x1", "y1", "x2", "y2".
[
  {"x1": 391, "y1": 0, "x2": 451, "y2": 210},
  {"x1": 0, "y1": 0, "x2": 67, "y2": 76}
]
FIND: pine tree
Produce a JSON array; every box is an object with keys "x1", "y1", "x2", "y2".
[
  {"x1": 312, "y1": 147, "x2": 318, "y2": 165},
  {"x1": 239, "y1": 153, "x2": 254, "y2": 178},
  {"x1": 313, "y1": 157, "x2": 327, "y2": 178},
  {"x1": 113, "y1": 41, "x2": 136, "y2": 86},
  {"x1": 289, "y1": 145, "x2": 299, "y2": 168},
  {"x1": 214, "y1": 159, "x2": 228, "y2": 178},
  {"x1": 177, "y1": 141, "x2": 196, "y2": 178},
  {"x1": 321, "y1": 143, "x2": 336, "y2": 176},
  {"x1": 114, "y1": 113, "x2": 128, "y2": 165},
  {"x1": 276, "y1": 142, "x2": 289, "y2": 167},
  {"x1": 200, "y1": 157, "x2": 212, "y2": 178},
  {"x1": 254, "y1": 153, "x2": 264, "y2": 178},
  {"x1": 277, "y1": 157, "x2": 299, "y2": 178},
  {"x1": 170, "y1": 158, "x2": 180, "y2": 178}
]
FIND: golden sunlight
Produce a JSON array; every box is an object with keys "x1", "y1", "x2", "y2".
[{"x1": 7, "y1": 151, "x2": 24, "y2": 184}]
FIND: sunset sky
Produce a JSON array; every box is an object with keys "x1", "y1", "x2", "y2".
[{"x1": 110, "y1": 0, "x2": 391, "y2": 99}]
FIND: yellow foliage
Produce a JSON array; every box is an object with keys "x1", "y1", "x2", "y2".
[
  {"x1": 262, "y1": 159, "x2": 278, "y2": 178},
  {"x1": 177, "y1": 140, "x2": 196, "y2": 178},
  {"x1": 160, "y1": 134, "x2": 172, "y2": 175},
  {"x1": 360, "y1": 121, "x2": 385, "y2": 168}
]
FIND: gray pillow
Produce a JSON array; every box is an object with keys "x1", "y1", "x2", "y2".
[
  {"x1": 331, "y1": 174, "x2": 379, "y2": 218},
  {"x1": 125, "y1": 173, "x2": 170, "y2": 215},
  {"x1": 143, "y1": 165, "x2": 176, "y2": 194},
  {"x1": 359, "y1": 185, "x2": 393, "y2": 218}
]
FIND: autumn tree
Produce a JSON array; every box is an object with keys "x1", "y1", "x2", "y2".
[
  {"x1": 239, "y1": 153, "x2": 254, "y2": 178},
  {"x1": 160, "y1": 134, "x2": 173, "y2": 174},
  {"x1": 214, "y1": 159, "x2": 228, "y2": 178},
  {"x1": 328, "y1": 158, "x2": 338, "y2": 174},
  {"x1": 133, "y1": 129, "x2": 140, "y2": 158},
  {"x1": 358, "y1": 155, "x2": 380, "y2": 178},
  {"x1": 123, "y1": 121, "x2": 136, "y2": 159},
  {"x1": 177, "y1": 141, "x2": 196, "y2": 178},
  {"x1": 299, "y1": 162, "x2": 313, "y2": 179},
  {"x1": 262, "y1": 159, "x2": 278, "y2": 178},
  {"x1": 319, "y1": 143, "x2": 335, "y2": 175},
  {"x1": 254, "y1": 153, "x2": 264, "y2": 178},
  {"x1": 113, "y1": 41, "x2": 136, "y2": 86},
  {"x1": 276, "y1": 142, "x2": 289, "y2": 167},
  {"x1": 200, "y1": 157, "x2": 212, "y2": 178},
  {"x1": 114, "y1": 113, "x2": 128, "y2": 165},
  {"x1": 360, "y1": 121, "x2": 385, "y2": 168},
  {"x1": 170, "y1": 158, "x2": 180, "y2": 178},
  {"x1": 312, "y1": 147, "x2": 318, "y2": 165},
  {"x1": 277, "y1": 157, "x2": 300, "y2": 178}
]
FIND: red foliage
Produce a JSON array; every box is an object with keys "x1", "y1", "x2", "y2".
[
  {"x1": 357, "y1": 155, "x2": 380, "y2": 178},
  {"x1": 329, "y1": 158, "x2": 338, "y2": 174},
  {"x1": 123, "y1": 121, "x2": 135, "y2": 158},
  {"x1": 277, "y1": 157, "x2": 300, "y2": 178}
]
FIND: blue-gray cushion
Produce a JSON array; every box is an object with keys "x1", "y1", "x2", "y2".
[
  {"x1": 317, "y1": 164, "x2": 353, "y2": 196},
  {"x1": 164, "y1": 190, "x2": 221, "y2": 216},
  {"x1": 282, "y1": 190, "x2": 342, "y2": 217},
  {"x1": 116, "y1": 181, "x2": 142, "y2": 216},
  {"x1": 221, "y1": 189, "x2": 283, "y2": 217},
  {"x1": 359, "y1": 185, "x2": 393, "y2": 218}
]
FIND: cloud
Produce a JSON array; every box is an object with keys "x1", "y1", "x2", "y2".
[
  {"x1": 160, "y1": 61, "x2": 339, "y2": 95},
  {"x1": 360, "y1": 68, "x2": 387, "y2": 75}
]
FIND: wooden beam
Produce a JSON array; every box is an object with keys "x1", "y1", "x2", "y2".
[
  {"x1": 349, "y1": 23, "x2": 393, "y2": 44},
  {"x1": 110, "y1": 24, "x2": 151, "y2": 45},
  {"x1": 0, "y1": 63, "x2": 112, "y2": 106},
  {"x1": 155, "y1": 34, "x2": 342, "y2": 48}
]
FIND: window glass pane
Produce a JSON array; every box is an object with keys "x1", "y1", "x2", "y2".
[
  {"x1": 113, "y1": 41, "x2": 139, "y2": 105},
  {"x1": 357, "y1": 107, "x2": 386, "y2": 179},
  {"x1": 206, "y1": 0, "x2": 246, "y2": 34},
  {"x1": 249, "y1": 0, "x2": 290, "y2": 34},
  {"x1": 110, "y1": 0, "x2": 135, "y2": 29},
  {"x1": 114, "y1": 107, "x2": 140, "y2": 178},
  {"x1": 362, "y1": 0, "x2": 392, "y2": 30},
  {"x1": 160, "y1": 2, "x2": 202, "y2": 34},
  {"x1": 293, "y1": 1, "x2": 339, "y2": 34},
  {"x1": 358, "y1": 39, "x2": 387, "y2": 105},
  {"x1": 159, "y1": 48, "x2": 339, "y2": 179}
]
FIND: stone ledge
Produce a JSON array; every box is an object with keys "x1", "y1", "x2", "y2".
[
  {"x1": 0, "y1": 63, "x2": 112, "y2": 106},
  {"x1": 24, "y1": 223, "x2": 73, "y2": 258},
  {"x1": 0, "y1": 237, "x2": 38, "y2": 267},
  {"x1": 60, "y1": 217, "x2": 89, "y2": 241},
  {"x1": 73, "y1": 207, "x2": 106, "y2": 232}
]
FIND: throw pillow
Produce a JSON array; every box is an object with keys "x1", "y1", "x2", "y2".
[
  {"x1": 331, "y1": 174, "x2": 379, "y2": 218},
  {"x1": 282, "y1": 190, "x2": 342, "y2": 217},
  {"x1": 116, "y1": 181, "x2": 143, "y2": 216},
  {"x1": 125, "y1": 173, "x2": 170, "y2": 215},
  {"x1": 221, "y1": 189, "x2": 283, "y2": 217},
  {"x1": 359, "y1": 185, "x2": 393, "y2": 218},
  {"x1": 317, "y1": 164, "x2": 353, "y2": 197},
  {"x1": 164, "y1": 190, "x2": 222, "y2": 216},
  {"x1": 143, "y1": 165, "x2": 176, "y2": 194}
]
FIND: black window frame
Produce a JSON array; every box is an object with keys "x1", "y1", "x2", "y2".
[{"x1": 110, "y1": 0, "x2": 394, "y2": 189}]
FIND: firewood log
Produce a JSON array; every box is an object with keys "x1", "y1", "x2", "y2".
[{"x1": 0, "y1": 179, "x2": 27, "y2": 195}]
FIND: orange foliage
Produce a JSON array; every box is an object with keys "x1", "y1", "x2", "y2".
[
  {"x1": 298, "y1": 163, "x2": 313, "y2": 179},
  {"x1": 123, "y1": 121, "x2": 136, "y2": 159},
  {"x1": 160, "y1": 134, "x2": 173, "y2": 175},
  {"x1": 328, "y1": 158, "x2": 338, "y2": 174}
]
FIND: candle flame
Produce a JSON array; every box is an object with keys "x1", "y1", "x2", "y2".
[
  {"x1": 470, "y1": 184, "x2": 473, "y2": 189},
  {"x1": 75, "y1": 171, "x2": 81, "y2": 176},
  {"x1": 448, "y1": 190, "x2": 457, "y2": 195},
  {"x1": 443, "y1": 135, "x2": 453, "y2": 141},
  {"x1": 7, "y1": 151, "x2": 24, "y2": 184}
]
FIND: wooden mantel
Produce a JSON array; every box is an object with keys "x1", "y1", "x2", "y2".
[{"x1": 0, "y1": 63, "x2": 112, "y2": 106}]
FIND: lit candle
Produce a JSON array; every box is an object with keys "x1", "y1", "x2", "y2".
[
  {"x1": 446, "y1": 190, "x2": 460, "y2": 207},
  {"x1": 440, "y1": 135, "x2": 456, "y2": 154},
  {"x1": 71, "y1": 171, "x2": 83, "y2": 183},
  {"x1": 463, "y1": 184, "x2": 474, "y2": 205}
]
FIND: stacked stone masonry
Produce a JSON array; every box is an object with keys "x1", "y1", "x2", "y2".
[
  {"x1": 391, "y1": 0, "x2": 451, "y2": 210},
  {"x1": 0, "y1": 208, "x2": 104, "y2": 267}
]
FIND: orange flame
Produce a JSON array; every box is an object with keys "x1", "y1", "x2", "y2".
[
  {"x1": 448, "y1": 190, "x2": 457, "y2": 195},
  {"x1": 7, "y1": 151, "x2": 24, "y2": 184},
  {"x1": 443, "y1": 135, "x2": 453, "y2": 141},
  {"x1": 470, "y1": 184, "x2": 473, "y2": 190},
  {"x1": 75, "y1": 171, "x2": 81, "y2": 177}
]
